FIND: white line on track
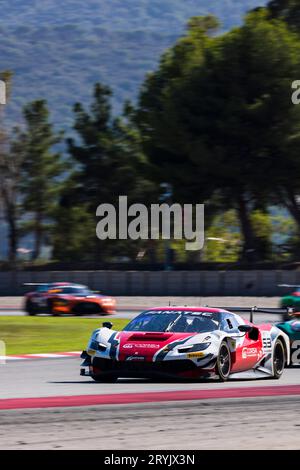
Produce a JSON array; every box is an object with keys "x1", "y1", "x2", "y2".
[{"x1": 0, "y1": 352, "x2": 81, "y2": 361}]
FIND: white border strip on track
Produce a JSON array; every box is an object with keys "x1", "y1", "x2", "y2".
[{"x1": 0, "y1": 352, "x2": 81, "y2": 361}]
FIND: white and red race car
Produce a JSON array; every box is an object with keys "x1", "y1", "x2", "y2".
[{"x1": 80, "y1": 306, "x2": 290, "y2": 382}]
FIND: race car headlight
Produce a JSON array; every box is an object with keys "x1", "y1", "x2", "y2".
[
  {"x1": 53, "y1": 299, "x2": 69, "y2": 306},
  {"x1": 178, "y1": 342, "x2": 211, "y2": 353},
  {"x1": 101, "y1": 298, "x2": 114, "y2": 303}
]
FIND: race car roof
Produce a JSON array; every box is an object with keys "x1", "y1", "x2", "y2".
[{"x1": 147, "y1": 306, "x2": 225, "y2": 313}]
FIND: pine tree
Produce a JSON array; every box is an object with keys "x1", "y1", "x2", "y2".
[{"x1": 21, "y1": 100, "x2": 64, "y2": 260}]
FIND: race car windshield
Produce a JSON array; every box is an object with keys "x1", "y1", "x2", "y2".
[
  {"x1": 55, "y1": 286, "x2": 91, "y2": 295},
  {"x1": 35, "y1": 284, "x2": 50, "y2": 292},
  {"x1": 124, "y1": 310, "x2": 220, "y2": 333}
]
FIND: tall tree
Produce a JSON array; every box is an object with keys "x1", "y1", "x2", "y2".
[
  {"x1": 267, "y1": 1, "x2": 300, "y2": 29},
  {"x1": 67, "y1": 83, "x2": 115, "y2": 208},
  {"x1": 262, "y1": 1, "x2": 300, "y2": 254},
  {"x1": 21, "y1": 100, "x2": 63, "y2": 260},
  {"x1": 64, "y1": 84, "x2": 156, "y2": 262},
  {"x1": 0, "y1": 71, "x2": 23, "y2": 264},
  {"x1": 138, "y1": 12, "x2": 300, "y2": 262},
  {"x1": 0, "y1": 129, "x2": 25, "y2": 264}
]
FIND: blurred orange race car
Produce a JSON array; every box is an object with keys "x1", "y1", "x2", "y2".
[{"x1": 24, "y1": 282, "x2": 116, "y2": 316}]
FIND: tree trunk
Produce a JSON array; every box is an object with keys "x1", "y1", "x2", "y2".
[
  {"x1": 236, "y1": 194, "x2": 257, "y2": 263},
  {"x1": 1, "y1": 189, "x2": 18, "y2": 265},
  {"x1": 283, "y1": 189, "x2": 300, "y2": 230},
  {"x1": 147, "y1": 239, "x2": 157, "y2": 264},
  {"x1": 5, "y1": 203, "x2": 17, "y2": 264},
  {"x1": 32, "y1": 212, "x2": 43, "y2": 260},
  {"x1": 7, "y1": 212, "x2": 17, "y2": 264}
]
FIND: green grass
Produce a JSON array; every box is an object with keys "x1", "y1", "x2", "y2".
[{"x1": 0, "y1": 316, "x2": 128, "y2": 355}]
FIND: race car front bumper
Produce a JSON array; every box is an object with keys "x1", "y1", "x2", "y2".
[
  {"x1": 80, "y1": 351, "x2": 216, "y2": 379},
  {"x1": 80, "y1": 350, "x2": 92, "y2": 376}
]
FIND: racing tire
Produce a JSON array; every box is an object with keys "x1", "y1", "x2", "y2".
[
  {"x1": 91, "y1": 374, "x2": 118, "y2": 383},
  {"x1": 216, "y1": 341, "x2": 231, "y2": 382},
  {"x1": 47, "y1": 299, "x2": 59, "y2": 316},
  {"x1": 25, "y1": 299, "x2": 36, "y2": 316},
  {"x1": 272, "y1": 339, "x2": 285, "y2": 379}
]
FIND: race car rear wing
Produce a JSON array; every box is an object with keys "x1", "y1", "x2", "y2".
[
  {"x1": 210, "y1": 306, "x2": 294, "y2": 323},
  {"x1": 278, "y1": 284, "x2": 300, "y2": 288}
]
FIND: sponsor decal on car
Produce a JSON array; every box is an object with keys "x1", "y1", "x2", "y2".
[
  {"x1": 123, "y1": 343, "x2": 161, "y2": 349},
  {"x1": 187, "y1": 352, "x2": 205, "y2": 358},
  {"x1": 126, "y1": 356, "x2": 145, "y2": 361},
  {"x1": 139, "y1": 343, "x2": 160, "y2": 349},
  {"x1": 242, "y1": 347, "x2": 258, "y2": 359}
]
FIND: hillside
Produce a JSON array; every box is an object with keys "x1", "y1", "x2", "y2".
[{"x1": 0, "y1": 0, "x2": 267, "y2": 130}]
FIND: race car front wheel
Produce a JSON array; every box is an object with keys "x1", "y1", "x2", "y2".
[
  {"x1": 25, "y1": 300, "x2": 36, "y2": 316},
  {"x1": 216, "y1": 341, "x2": 231, "y2": 382},
  {"x1": 47, "y1": 299, "x2": 59, "y2": 316},
  {"x1": 272, "y1": 340, "x2": 285, "y2": 379}
]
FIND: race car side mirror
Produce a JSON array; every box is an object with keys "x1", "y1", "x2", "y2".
[
  {"x1": 238, "y1": 325, "x2": 253, "y2": 334},
  {"x1": 103, "y1": 322, "x2": 113, "y2": 329}
]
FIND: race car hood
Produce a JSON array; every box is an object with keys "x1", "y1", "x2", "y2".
[
  {"x1": 117, "y1": 331, "x2": 197, "y2": 361},
  {"x1": 91, "y1": 328, "x2": 214, "y2": 362}
]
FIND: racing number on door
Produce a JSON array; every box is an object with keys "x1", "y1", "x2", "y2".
[
  {"x1": 263, "y1": 337, "x2": 271, "y2": 349},
  {"x1": 291, "y1": 340, "x2": 300, "y2": 365}
]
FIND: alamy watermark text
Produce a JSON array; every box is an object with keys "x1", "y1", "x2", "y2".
[{"x1": 96, "y1": 196, "x2": 204, "y2": 251}]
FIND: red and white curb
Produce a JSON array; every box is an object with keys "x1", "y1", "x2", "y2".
[
  {"x1": 0, "y1": 351, "x2": 81, "y2": 361},
  {"x1": 1, "y1": 384, "x2": 300, "y2": 410}
]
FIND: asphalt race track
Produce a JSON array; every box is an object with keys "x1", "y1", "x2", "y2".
[
  {"x1": 1, "y1": 296, "x2": 300, "y2": 450},
  {"x1": 0, "y1": 296, "x2": 285, "y2": 321},
  {"x1": 0, "y1": 357, "x2": 300, "y2": 449}
]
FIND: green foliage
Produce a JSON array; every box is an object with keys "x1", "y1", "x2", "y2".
[
  {"x1": 251, "y1": 210, "x2": 273, "y2": 260},
  {"x1": 52, "y1": 204, "x2": 96, "y2": 262},
  {"x1": 68, "y1": 84, "x2": 156, "y2": 207},
  {"x1": 269, "y1": 212, "x2": 297, "y2": 259},
  {"x1": 57, "y1": 84, "x2": 158, "y2": 262},
  {"x1": 20, "y1": 100, "x2": 65, "y2": 259},
  {"x1": 67, "y1": 83, "x2": 116, "y2": 207},
  {"x1": 203, "y1": 211, "x2": 241, "y2": 262},
  {"x1": 138, "y1": 10, "x2": 300, "y2": 262},
  {"x1": 5, "y1": 2, "x2": 300, "y2": 265},
  {"x1": 22, "y1": 101, "x2": 63, "y2": 212},
  {"x1": 267, "y1": 0, "x2": 300, "y2": 29},
  {"x1": 187, "y1": 15, "x2": 221, "y2": 35},
  {"x1": 0, "y1": 72, "x2": 24, "y2": 263}
]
